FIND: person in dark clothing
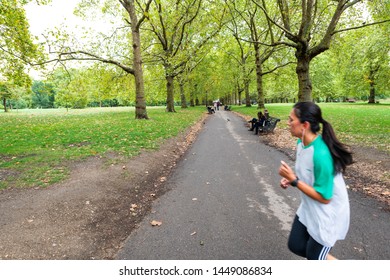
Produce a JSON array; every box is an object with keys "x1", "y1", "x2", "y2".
[
  {"x1": 249, "y1": 111, "x2": 266, "y2": 134},
  {"x1": 207, "y1": 106, "x2": 215, "y2": 114}
]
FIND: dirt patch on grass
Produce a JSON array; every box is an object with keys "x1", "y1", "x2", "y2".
[{"x1": 0, "y1": 114, "x2": 207, "y2": 260}]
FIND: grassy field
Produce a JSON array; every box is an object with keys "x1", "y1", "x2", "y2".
[
  {"x1": 0, "y1": 106, "x2": 205, "y2": 189},
  {"x1": 1, "y1": 103, "x2": 389, "y2": 190},
  {"x1": 232, "y1": 102, "x2": 390, "y2": 153}
]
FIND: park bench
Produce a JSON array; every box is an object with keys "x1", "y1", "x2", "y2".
[
  {"x1": 224, "y1": 105, "x2": 232, "y2": 111},
  {"x1": 259, "y1": 116, "x2": 280, "y2": 134}
]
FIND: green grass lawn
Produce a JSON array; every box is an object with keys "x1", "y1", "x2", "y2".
[
  {"x1": 0, "y1": 106, "x2": 205, "y2": 189},
  {"x1": 232, "y1": 102, "x2": 390, "y2": 153}
]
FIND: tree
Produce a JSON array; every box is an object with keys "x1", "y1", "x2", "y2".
[
  {"x1": 225, "y1": 2, "x2": 255, "y2": 107},
  {"x1": 185, "y1": 53, "x2": 226, "y2": 106},
  {"x1": 0, "y1": 82, "x2": 12, "y2": 112},
  {"x1": 119, "y1": 0, "x2": 151, "y2": 117},
  {"x1": 31, "y1": 81, "x2": 56, "y2": 108},
  {"x1": 310, "y1": 52, "x2": 339, "y2": 101},
  {"x1": 331, "y1": 24, "x2": 390, "y2": 103},
  {"x1": 37, "y1": 0, "x2": 152, "y2": 118},
  {"x1": 226, "y1": 0, "x2": 294, "y2": 109},
  {"x1": 8, "y1": 86, "x2": 29, "y2": 110},
  {"x1": 0, "y1": 0, "x2": 46, "y2": 87},
  {"x1": 46, "y1": 68, "x2": 73, "y2": 109},
  {"x1": 143, "y1": 0, "x2": 225, "y2": 112},
  {"x1": 361, "y1": 26, "x2": 390, "y2": 103},
  {"x1": 63, "y1": 66, "x2": 134, "y2": 107},
  {"x1": 252, "y1": 0, "x2": 390, "y2": 101}
]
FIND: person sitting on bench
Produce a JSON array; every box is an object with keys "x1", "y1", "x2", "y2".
[
  {"x1": 248, "y1": 111, "x2": 266, "y2": 134},
  {"x1": 264, "y1": 108, "x2": 269, "y2": 119}
]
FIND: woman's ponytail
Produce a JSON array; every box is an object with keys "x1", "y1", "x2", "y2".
[{"x1": 321, "y1": 119, "x2": 353, "y2": 173}]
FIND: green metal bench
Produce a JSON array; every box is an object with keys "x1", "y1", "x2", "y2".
[{"x1": 260, "y1": 116, "x2": 280, "y2": 134}]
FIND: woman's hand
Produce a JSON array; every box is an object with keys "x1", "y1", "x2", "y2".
[
  {"x1": 280, "y1": 178, "x2": 290, "y2": 189},
  {"x1": 279, "y1": 161, "x2": 331, "y2": 204},
  {"x1": 279, "y1": 161, "x2": 296, "y2": 182}
]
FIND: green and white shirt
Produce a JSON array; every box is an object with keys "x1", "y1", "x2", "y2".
[{"x1": 295, "y1": 135, "x2": 350, "y2": 247}]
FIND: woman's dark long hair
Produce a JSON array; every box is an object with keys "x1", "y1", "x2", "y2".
[{"x1": 293, "y1": 102, "x2": 353, "y2": 173}]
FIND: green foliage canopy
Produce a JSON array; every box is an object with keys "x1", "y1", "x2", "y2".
[
  {"x1": 7, "y1": 0, "x2": 390, "y2": 108},
  {"x1": 0, "y1": 0, "x2": 47, "y2": 86}
]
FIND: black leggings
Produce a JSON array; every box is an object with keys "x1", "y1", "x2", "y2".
[{"x1": 288, "y1": 215, "x2": 332, "y2": 260}]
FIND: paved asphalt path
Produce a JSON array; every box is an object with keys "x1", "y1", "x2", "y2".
[{"x1": 116, "y1": 110, "x2": 389, "y2": 260}]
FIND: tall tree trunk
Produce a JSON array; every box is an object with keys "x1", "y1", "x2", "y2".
[
  {"x1": 3, "y1": 98, "x2": 7, "y2": 112},
  {"x1": 166, "y1": 75, "x2": 176, "y2": 112},
  {"x1": 190, "y1": 84, "x2": 196, "y2": 107},
  {"x1": 296, "y1": 53, "x2": 312, "y2": 102},
  {"x1": 235, "y1": 81, "x2": 242, "y2": 105},
  {"x1": 368, "y1": 65, "x2": 380, "y2": 103},
  {"x1": 234, "y1": 84, "x2": 239, "y2": 105},
  {"x1": 180, "y1": 82, "x2": 187, "y2": 108},
  {"x1": 244, "y1": 77, "x2": 251, "y2": 107},
  {"x1": 255, "y1": 44, "x2": 265, "y2": 109},
  {"x1": 256, "y1": 74, "x2": 265, "y2": 109},
  {"x1": 368, "y1": 70, "x2": 376, "y2": 104},
  {"x1": 128, "y1": 0, "x2": 148, "y2": 119},
  {"x1": 242, "y1": 62, "x2": 251, "y2": 107}
]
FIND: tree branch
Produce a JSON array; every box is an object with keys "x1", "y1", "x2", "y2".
[
  {"x1": 172, "y1": 0, "x2": 202, "y2": 57},
  {"x1": 332, "y1": 19, "x2": 390, "y2": 35},
  {"x1": 251, "y1": 0, "x2": 296, "y2": 42},
  {"x1": 261, "y1": 61, "x2": 295, "y2": 76},
  {"x1": 136, "y1": 0, "x2": 153, "y2": 30},
  {"x1": 344, "y1": 0, "x2": 364, "y2": 10},
  {"x1": 32, "y1": 51, "x2": 135, "y2": 75}
]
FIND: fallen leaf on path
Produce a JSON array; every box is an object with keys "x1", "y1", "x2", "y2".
[{"x1": 150, "y1": 220, "x2": 162, "y2": 226}]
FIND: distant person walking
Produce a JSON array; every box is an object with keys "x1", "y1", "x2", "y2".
[{"x1": 278, "y1": 102, "x2": 353, "y2": 260}]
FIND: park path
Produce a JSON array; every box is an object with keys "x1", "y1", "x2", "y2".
[{"x1": 116, "y1": 110, "x2": 390, "y2": 260}]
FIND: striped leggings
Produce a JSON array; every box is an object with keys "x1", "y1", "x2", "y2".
[{"x1": 288, "y1": 215, "x2": 332, "y2": 260}]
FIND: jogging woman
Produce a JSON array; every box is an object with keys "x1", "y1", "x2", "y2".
[{"x1": 279, "y1": 101, "x2": 353, "y2": 260}]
